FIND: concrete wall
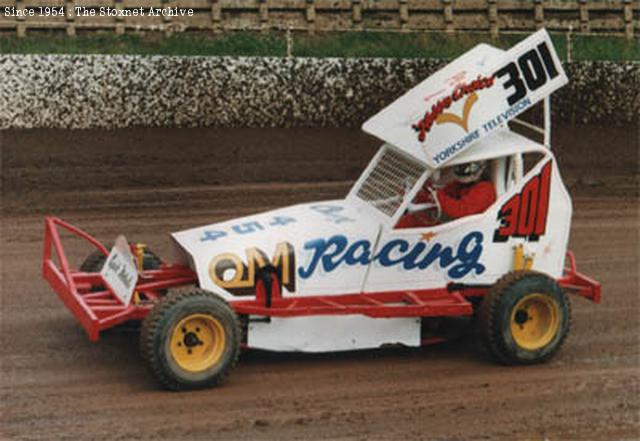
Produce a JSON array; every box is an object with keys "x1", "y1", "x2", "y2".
[{"x1": 1, "y1": 55, "x2": 638, "y2": 129}]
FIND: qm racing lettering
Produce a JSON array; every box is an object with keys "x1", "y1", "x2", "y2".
[{"x1": 298, "y1": 231, "x2": 485, "y2": 280}]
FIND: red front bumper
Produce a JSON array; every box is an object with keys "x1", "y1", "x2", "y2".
[
  {"x1": 558, "y1": 251, "x2": 601, "y2": 303},
  {"x1": 42, "y1": 216, "x2": 197, "y2": 341}
]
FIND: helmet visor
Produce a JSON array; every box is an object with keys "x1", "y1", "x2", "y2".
[{"x1": 453, "y1": 162, "x2": 483, "y2": 179}]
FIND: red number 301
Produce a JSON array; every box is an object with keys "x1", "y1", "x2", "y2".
[{"x1": 493, "y1": 161, "x2": 552, "y2": 242}]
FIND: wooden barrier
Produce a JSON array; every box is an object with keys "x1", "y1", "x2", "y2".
[{"x1": 0, "y1": 0, "x2": 636, "y2": 38}]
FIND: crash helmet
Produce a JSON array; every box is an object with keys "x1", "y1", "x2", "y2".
[{"x1": 452, "y1": 161, "x2": 487, "y2": 184}]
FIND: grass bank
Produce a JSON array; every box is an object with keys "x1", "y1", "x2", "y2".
[{"x1": 1, "y1": 30, "x2": 638, "y2": 61}]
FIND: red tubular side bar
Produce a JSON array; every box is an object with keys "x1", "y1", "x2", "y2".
[
  {"x1": 232, "y1": 288, "x2": 473, "y2": 318},
  {"x1": 42, "y1": 217, "x2": 198, "y2": 341},
  {"x1": 558, "y1": 250, "x2": 601, "y2": 303}
]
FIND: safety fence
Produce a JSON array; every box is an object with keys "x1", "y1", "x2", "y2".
[{"x1": 0, "y1": 0, "x2": 636, "y2": 38}]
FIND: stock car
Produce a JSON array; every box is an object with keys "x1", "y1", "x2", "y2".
[{"x1": 43, "y1": 29, "x2": 600, "y2": 390}]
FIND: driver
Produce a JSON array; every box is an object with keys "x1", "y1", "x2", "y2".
[{"x1": 396, "y1": 160, "x2": 496, "y2": 228}]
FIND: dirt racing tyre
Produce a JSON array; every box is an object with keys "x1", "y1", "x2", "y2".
[
  {"x1": 478, "y1": 271, "x2": 571, "y2": 365},
  {"x1": 140, "y1": 290, "x2": 241, "y2": 391}
]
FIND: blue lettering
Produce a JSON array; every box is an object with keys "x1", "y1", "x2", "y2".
[
  {"x1": 298, "y1": 235, "x2": 348, "y2": 279},
  {"x1": 297, "y1": 231, "x2": 485, "y2": 280},
  {"x1": 401, "y1": 242, "x2": 426, "y2": 270},
  {"x1": 200, "y1": 230, "x2": 227, "y2": 242},
  {"x1": 232, "y1": 221, "x2": 264, "y2": 235},
  {"x1": 482, "y1": 97, "x2": 532, "y2": 135},
  {"x1": 433, "y1": 129, "x2": 480, "y2": 164},
  {"x1": 310, "y1": 205, "x2": 354, "y2": 224},
  {"x1": 376, "y1": 240, "x2": 410, "y2": 266},
  {"x1": 447, "y1": 231, "x2": 485, "y2": 278},
  {"x1": 321, "y1": 236, "x2": 349, "y2": 272},
  {"x1": 344, "y1": 240, "x2": 372, "y2": 266},
  {"x1": 269, "y1": 216, "x2": 296, "y2": 227},
  {"x1": 417, "y1": 243, "x2": 455, "y2": 269}
]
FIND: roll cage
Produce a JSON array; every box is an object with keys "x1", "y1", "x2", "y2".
[{"x1": 347, "y1": 128, "x2": 553, "y2": 231}]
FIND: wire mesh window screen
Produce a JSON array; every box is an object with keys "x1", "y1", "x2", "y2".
[{"x1": 355, "y1": 147, "x2": 426, "y2": 218}]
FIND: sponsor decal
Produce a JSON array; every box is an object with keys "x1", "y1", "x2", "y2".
[
  {"x1": 100, "y1": 236, "x2": 139, "y2": 305},
  {"x1": 209, "y1": 242, "x2": 296, "y2": 296},
  {"x1": 433, "y1": 93, "x2": 531, "y2": 164},
  {"x1": 298, "y1": 231, "x2": 485, "y2": 280},
  {"x1": 493, "y1": 161, "x2": 552, "y2": 242},
  {"x1": 480, "y1": 96, "x2": 531, "y2": 134},
  {"x1": 412, "y1": 75, "x2": 495, "y2": 142},
  {"x1": 436, "y1": 92, "x2": 478, "y2": 133},
  {"x1": 432, "y1": 96, "x2": 532, "y2": 166},
  {"x1": 208, "y1": 231, "x2": 485, "y2": 296},
  {"x1": 429, "y1": 40, "x2": 562, "y2": 166},
  {"x1": 432, "y1": 128, "x2": 481, "y2": 166}
]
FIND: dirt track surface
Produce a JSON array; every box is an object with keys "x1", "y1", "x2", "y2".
[{"x1": 1, "y1": 126, "x2": 639, "y2": 440}]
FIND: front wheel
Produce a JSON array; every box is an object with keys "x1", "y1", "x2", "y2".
[
  {"x1": 478, "y1": 271, "x2": 571, "y2": 365},
  {"x1": 140, "y1": 290, "x2": 241, "y2": 390}
]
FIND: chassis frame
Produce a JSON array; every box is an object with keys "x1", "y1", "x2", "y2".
[{"x1": 43, "y1": 216, "x2": 601, "y2": 343}]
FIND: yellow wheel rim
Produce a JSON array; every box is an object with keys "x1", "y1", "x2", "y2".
[
  {"x1": 169, "y1": 314, "x2": 226, "y2": 373},
  {"x1": 510, "y1": 294, "x2": 560, "y2": 351}
]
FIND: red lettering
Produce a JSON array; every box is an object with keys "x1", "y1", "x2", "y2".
[
  {"x1": 493, "y1": 160, "x2": 554, "y2": 242},
  {"x1": 517, "y1": 177, "x2": 540, "y2": 237},
  {"x1": 534, "y1": 161, "x2": 552, "y2": 237},
  {"x1": 494, "y1": 194, "x2": 519, "y2": 242},
  {"x1": 412, "y1": 74, "x2": 494, "y2": 142}
]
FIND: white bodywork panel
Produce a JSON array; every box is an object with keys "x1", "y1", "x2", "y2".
[
  {"x1": 172, "y1": 201, "x2": 381, "y2": 298},
  {"x1": 170, "y1": 140, "x2": 571, "y2": 328},
  {"x1": 170, "y1": 30, "x2": 573, "y2": 353},
  {"x1": 364, "y1": 148, "x2": 572, "y2": 292},
  {"x1": 170, "y1": 137, "x2": 571, "y2": 355},
  {"x1": 447, "y1": 129, "x2": 544, "y2": 165},
  {"x1": 362, "y1": 29, "x2": 567, "y2": 168},
  {"x1": 248, "y1": 316, "x2": 421, "y2": 352}
]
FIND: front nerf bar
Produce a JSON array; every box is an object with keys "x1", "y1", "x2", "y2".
[{"x1": 42, "y1": 217, "x2": 197, "y2": 341}]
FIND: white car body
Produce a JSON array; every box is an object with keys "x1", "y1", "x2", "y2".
[{"x1": 171, "y1": 29, "x2": 573, "y2": 352}]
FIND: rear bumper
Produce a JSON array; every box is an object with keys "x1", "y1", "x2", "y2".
[{"x1": 558, "y1": 251, "x2": 601, "y2": 303}]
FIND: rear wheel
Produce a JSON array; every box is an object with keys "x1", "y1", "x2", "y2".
[
  {"x1": 478, "y1": 271, "x2": 571, "y2": 365},
  {"x1": 140, "y1": 290, "x2": 241, "y2": 391}
]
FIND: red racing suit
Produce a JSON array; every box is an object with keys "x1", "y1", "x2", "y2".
[{"x1": 396, "y1": 180, "x2": 496, "y2": 228}]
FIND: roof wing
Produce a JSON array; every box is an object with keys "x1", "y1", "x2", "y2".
[{"x1": 362, "y1": 29, "x2": 567, "y2": 168}]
